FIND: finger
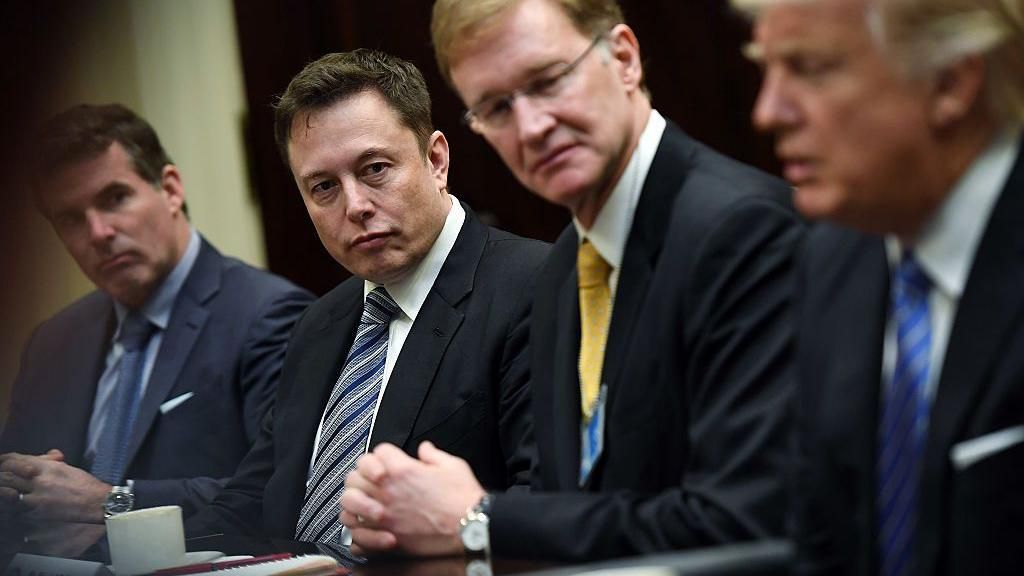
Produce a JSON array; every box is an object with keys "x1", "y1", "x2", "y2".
[
  {"x1": 339, "y1": 488, "x2": 384, "y2": 523},
  {"x1": 349, "y1": 526, "x2": 397, "y2": 552},
  {"x1": 0, "y1": 456, "x2": 42, "y2": 479},
  {"x1": 417, "y1": 441, "x2": 458, "y2": 466},
  {"x1": 371, "y1": 443, "x2": 410, "y2": 465},
  {"x1": 354, "y1": 453, "x2": 388, "y2": 484},
  {"x1": 42, "y1": 450, "x2": 64, "y2": 462},
  {"x1": 0, "y1": 471, "x2": 32, "y2": 494}
]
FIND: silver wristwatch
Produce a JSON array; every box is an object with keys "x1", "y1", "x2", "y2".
[
  {"x1": 459, "y1": 494, "x2": 493, "y2": 556},
  {"x1": 103, "y1": 484, "x2": 135, "y2": 518}
]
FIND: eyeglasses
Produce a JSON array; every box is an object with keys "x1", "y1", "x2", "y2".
[{"x1": 463, "y1": 35, "x2": 605, "y2": 133}]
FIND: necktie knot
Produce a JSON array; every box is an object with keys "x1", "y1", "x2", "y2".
[
  {"x1": 893, "y1": 252, "x2": 931, "y2": 296},
  {"x1": 362, "y1": 288, "x2": 399, "y2": 325},
  {"x1": 578, "y1": 241, "x2": 611, "y2": 288},
  {"x1": 118, "y1": 313, "x2": 156, "y2": 351}
]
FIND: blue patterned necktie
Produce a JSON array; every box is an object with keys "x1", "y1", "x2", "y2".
[
  {"x1": 877, "y1": 253, "x2": 932, "y2": 576},
  {"x1": 296, "y1": 287, "x2": 399, "y2": 544},
  {"x1": 90, "y1": 312, "x2": 156, "y2": 485}
]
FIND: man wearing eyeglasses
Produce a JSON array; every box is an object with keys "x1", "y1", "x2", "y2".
[{"x1": 341, "y1": 0, "x2": 803, "y2": 561}]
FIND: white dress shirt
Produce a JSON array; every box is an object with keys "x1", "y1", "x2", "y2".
[
  {"x1": 882, "y1": 128, "x2": 1022, "y2": 406},
  {"x1": 572, "y1": 109, "x2": 667, "y2": 299}
]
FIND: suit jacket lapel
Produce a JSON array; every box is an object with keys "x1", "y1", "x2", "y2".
[
  {"x1": 918, "y1": 144, "x2": 1024, "y2": 576},
  {"x1": 125, "y1": 240, "x2": 218, "y2": 463},
  {"x1": 603, "y1": 124, "x2": 689, "y2": 420},
  {"x1": 551, "y1": 266, "x2": 582, "y2": 490},
  {"x1": 64, "y1": 298, "x2": 116, "y2": 467},
  {"x1": 827, "y1": 235, "x2": 888, "y2": 570},
  {"x1": 369, "y1": 204, "x2": 482, "y2": 449},
  {"x1": 276, "y1": 288, "x2": 362, "y2": 532}
]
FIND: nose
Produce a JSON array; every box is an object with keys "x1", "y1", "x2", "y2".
[
  {"x1": 752, "y1": 68, "x2": 800, "y2": 134},
  {"x1": 511, "y1": 95, "x2": 557, "y2": 146},
  {"x1": 86, "y1": 211, "x2": 116, "y2": 245},
  {"x1": 343, "y1": 184, "x2": 375, "y2": 223}
]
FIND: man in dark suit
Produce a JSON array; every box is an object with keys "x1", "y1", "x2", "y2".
[
  {"x1": 186, "y1": 50, "x2": 546, "y2": 545},
  {"x1": 740, "y1": 0, "x2": 1024, "y2": 574},
  {"x1": 340, "y1": 0, "x2": 803, "y2": 561},
  {"x1": 0, "y1": 104, "x2": 313, "y2": 556}
]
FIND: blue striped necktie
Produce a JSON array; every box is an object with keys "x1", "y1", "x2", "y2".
[
  {"x1": 90, "y1": 312, "x2": 156, "y2": 485},
  {"x1": 296, "y1": 287, "x2": 399, "y2": 544},
  {"x1": 877, "y1": 253, "x2": 932, "y2": 576}
]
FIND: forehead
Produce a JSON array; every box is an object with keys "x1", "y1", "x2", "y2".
[
  {"x1": 287, "y1": 92, "x2": 417, "y2": 170},
  {"x1": 753, "y1": 0, "x2": 871, "y2": 53},
  {"x1": 449, "y1": 0, "x2": 590, "y2": 100},
  {"x1": 40, "y1": 142, "x2": 145, "y2": 211}
]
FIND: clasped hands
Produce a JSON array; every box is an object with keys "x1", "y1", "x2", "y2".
[
  {"x1": 340, "y1": 441, "x2": 486, "y2": 557},
  {"x1": 0, "y1": 449, "x2": 111, "y2": 556}
]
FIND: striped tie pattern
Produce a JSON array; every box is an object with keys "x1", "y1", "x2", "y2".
[
  {"x1": 877, "y1": 253, "x2": 932, "y2": 576},
  {"x1": 90, "y1": 313, "x2": 156, "y2": 485},
  {"x1": 295, "y1": 287, "x2": 399, "y2": 544}
]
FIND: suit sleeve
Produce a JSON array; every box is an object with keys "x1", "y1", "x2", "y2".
[
  {"x1": 495, "y1": 243, "x2": 546, "y2": 491},
  {"x1": 184, "y1": 406, "x2": 278, "y2": 536},
  {"x1": 132, "y1": 287, "x2": 313, "y2": 516},
  {"x1": 488, "y1": 198, "x2": 802, "y2": 561}
]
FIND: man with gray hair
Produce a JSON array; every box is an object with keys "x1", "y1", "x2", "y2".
[{"x1": 738, "y1": 0, "x2": 1024, "y2": 574}]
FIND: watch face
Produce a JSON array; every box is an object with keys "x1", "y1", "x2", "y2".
[
  {"x1": 462, "y1": 522, "x2": 488, "y2": 551},
  {"x1": 106, "y1": 492, "x2": 133, "y2": 515}
]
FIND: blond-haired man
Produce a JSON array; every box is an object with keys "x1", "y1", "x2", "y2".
[{"x1": 738, "y1": 0, "x2": 1024, "y2": 574}]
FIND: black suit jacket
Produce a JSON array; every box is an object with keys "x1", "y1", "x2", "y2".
[
  {"x1": 1, "y1": 238, "x2": 313, "y2": 515},
  {"x1": 489, "y1": 123, "x2": 804, "y2": 561},
  {"x1": 188, "y1": 205, "x2": 548, "y2": 538},
  {"x1": 793, "y1": 141, "x2": 1024, "y2": 576}
]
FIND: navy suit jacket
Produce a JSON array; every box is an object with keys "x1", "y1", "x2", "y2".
[
  {"x1": 488, "y1": 123, "x2": 804, "y2": 561},
  {"x1": 1, "y1": 238, "x2": 313, "y2": 516},
  {"x1": 793, "y1": 139, "x2": 1024, "y2": 576},
  {"x1": 188, "y1": 205, "x2": 548, "y2": 538}
]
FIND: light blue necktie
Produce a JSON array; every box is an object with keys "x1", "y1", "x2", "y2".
[
  {"x1": 90, "y1": 313, "x2": 156, "y2": 485},
  {"x1": 877, "y1": 253, "x2": 932, "y2": 576},
  {"x1": 296, "y1": 287, "x2": 399, "y2": 544}
]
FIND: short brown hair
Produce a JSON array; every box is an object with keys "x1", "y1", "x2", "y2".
[
  {"x1": 431, "y1": 0, "x2": 625, "y2": 85},
  {"x1": 35, "y1": 103, "x2": 173, "y2": 188},
  {"x1": 274, "y1": 49, "x2": 434, "y2": 165}
]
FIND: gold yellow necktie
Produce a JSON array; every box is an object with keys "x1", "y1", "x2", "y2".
[{"x1": 577, "y1": 240, "x2": 612, "y2": 421}]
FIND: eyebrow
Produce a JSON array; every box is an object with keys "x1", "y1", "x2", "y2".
[{"x1": 298, "y1": 147, "x2": 394, "y2": 184}]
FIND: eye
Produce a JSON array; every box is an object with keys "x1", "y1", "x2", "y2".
[
  {"x1": 786, "y1": 53, "x2": 841, "y2": 80},
  {"x1": 527, "y1": 72, "x2": 565, "y2": 98},
  {"x1": 481, "y1": 96, "x2": 513, "y2": 123},
  {"x1": 365, "y1": 162, "x2": 387, "y2": 175},
  {"x1": 310, "y1": 179, "x2": 337, "y2": 198}
]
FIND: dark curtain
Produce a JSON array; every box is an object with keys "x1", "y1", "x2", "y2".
[{"x1": 233, "y1": 0, "x2": 777, "y2": 295}]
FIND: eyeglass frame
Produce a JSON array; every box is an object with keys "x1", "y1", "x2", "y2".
[{"x1": 462, "y1": 34, "x2": 607, "y2": 133}]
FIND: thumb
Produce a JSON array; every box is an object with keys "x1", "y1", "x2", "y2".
[
  {"x1": 417, "y1": 441, "x2": 453, "y2": 465},
  {"x1": 44, "y1": 449, "x2": 65, "y2": 461}
]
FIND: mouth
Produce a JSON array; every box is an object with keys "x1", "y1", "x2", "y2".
[
  {"x1": 531, "y1": 143, "x2": 579, "y2": 175},
  {"x1": 99, "y1": 252, "x2": 136, "y2": 272},
  {"x1": 351, "y1": 231, "x2": 393, "y2": 250},
  {"x1": 778, "y1": 153, "x2": 817, "y2": 186}
]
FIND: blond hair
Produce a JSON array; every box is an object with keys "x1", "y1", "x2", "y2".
[{"x1": 431, "y1": 0, "x2": 624, "y2": 85}]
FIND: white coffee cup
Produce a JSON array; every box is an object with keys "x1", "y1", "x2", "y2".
[{"x1": 106, "y1": 505, "x2": 187, "y2": 575}]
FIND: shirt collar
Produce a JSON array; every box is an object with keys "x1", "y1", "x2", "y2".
[
  {"x1": 887, "y1": 126, "x2": 1022, "y2": 298},
  {"x1": 114, "y1": 227, "x2": 201, "y2": 332},
  {"x1": 572, "y1": 109, "x2": 667, "y2": 270},
  {"x1": 364, "y1": 195, "x2": 465, "y2": 322}
]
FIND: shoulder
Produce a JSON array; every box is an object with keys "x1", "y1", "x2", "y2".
[{"x1": 30, "y1": 290, "x2": 111, "y2": 342}]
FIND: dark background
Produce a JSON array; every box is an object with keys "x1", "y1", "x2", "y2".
[{"x1": 231, "y1": 0, "x2": 778, "y2": 295}]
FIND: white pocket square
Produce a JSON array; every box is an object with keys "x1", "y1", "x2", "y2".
[
  {"x1": 950, "y1": 425, "x2": 1024, "y2": 471},
  {"x1": 159, "y1": 392, "x2": 195, "y2": 414}
]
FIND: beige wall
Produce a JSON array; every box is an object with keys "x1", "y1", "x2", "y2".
[{"x1": 2, "y1": 0, "x2": 265, "y2": 425}]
